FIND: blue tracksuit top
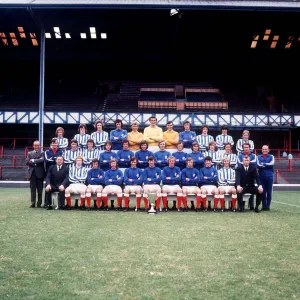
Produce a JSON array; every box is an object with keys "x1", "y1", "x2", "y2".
[
  {"x1": 116, "y1": 149, "x2": 134, "y2": 167},
  {"x1": 124, "y1": 167, "x2": 143, "y2": 185},
  {"x1": 188, "y1": 152, "x2": 204, "y2": 169},
  {"x1": 110, "y1": 129, "x2": 128, "y2": 150},
  {"x1": 173, "y1": 151, "x2": 188, "y2": 169},
  {"x1": 104, "y1": 169, "x2": 123, "y2": 186},
  {"x1": 162, "y1": 166, "x2": 181, "y2": 185},
  {"x1": 87, "y1": 168, "x2": 105, "y2": 186},
  {"x1": 237, "y1": 152, "x2": 257, "y2": 167},
  {"x1": 44, "y1": 148, "x2": 63, "y2": 172},
  {"x1": 179, "y1": 131, "x2": 196, "y2": 148},
  {"x1": 100, "y1": 151, "x2": 117, "y2": 170},
  {"x1": 199, "y1": 166, "x2": 218, "y2": 186},
  {"x1": 181, "y1": 167, "x2": 200, "y2": 186},
  {"x1": 154, "y1": 150, "x2": 171, "y2": 168},
  {"x1": 257, "y1": 154, "x2": 275, "y2": 176},
  {"x1": 142, "y1": 167, "x2": 162, "y2": 185},
  {"x1": 135, "y1": 150, "x2": 154, "y2": 168}
]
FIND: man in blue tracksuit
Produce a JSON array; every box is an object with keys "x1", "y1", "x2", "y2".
[
  {"x1": 110, "y1": 119, "x2": 128, "y2": 150},
  {"x1": 257, "y1": 145, "x2": 275, "y2": 210}
]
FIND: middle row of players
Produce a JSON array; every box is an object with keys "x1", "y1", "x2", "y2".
[{"x1": 45, "y1": 138, "x2": 257, "y2": 171}]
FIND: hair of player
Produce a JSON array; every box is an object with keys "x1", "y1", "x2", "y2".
[
  {"x1": 78, "y1": 123, "x2": 88, "y2": 133},
  {"x1": 55, "y1": 127, "x2": 65, "y2": 135},
  {"x1": 139, "y1": 140, "x2": 148, "y2": 149},
  {"x1": 94, "y1": 120, "x2": 104, "y2": 129}
]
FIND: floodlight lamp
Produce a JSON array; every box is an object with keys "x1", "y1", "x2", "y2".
[{"x1": 170, "y1": 9, "x2": 179, "y2": 16}]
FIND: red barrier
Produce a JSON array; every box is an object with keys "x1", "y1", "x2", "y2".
[{"x1": 12, "y1": 156, "x2": 16, "y2": 168}]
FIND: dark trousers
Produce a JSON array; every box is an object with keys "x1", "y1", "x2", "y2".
[
  {"x1": 237, "y1": 186, "x2": 262, "y2": 211},
  {"x1": 260, "y1": 176, "x2": 274, "y2": 209},
  {"x1": 45, "y1": 184, "x2": 65, "y2": 207},
  {"x1": 30, "y1": 170, "x2": 44, "y2": 206}
]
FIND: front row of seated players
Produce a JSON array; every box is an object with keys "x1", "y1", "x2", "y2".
[{"x1": 55, "y1": 154, "x2": 253, "y2": 212}]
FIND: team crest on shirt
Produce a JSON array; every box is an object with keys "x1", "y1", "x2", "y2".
[
  {"x1": 146, "y1": 156, "x2": 148, "y2": 159},
  {"x1": 136, "y1": 174, "x2": 139, "y2": 178},
  {"x1": 211, "y1": 172, "x2": 214, "y2": 176}
]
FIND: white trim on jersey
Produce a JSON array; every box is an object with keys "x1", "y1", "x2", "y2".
[
  {"x1": 220, "y1": 152, "x2": 237, "y2": 167},
  {"x1": 204, "y1": 150, "x2": 221, "y2": 166},
  {"x1": 63, "y1": 148, "x2": 82, "y2": 165},
  {"x1": 82, "y1": 148, "x2": 99, "y2": 165},
  {"x1": 236, "y1": 139, "x2": 255, "y2": 154},
  {"x1": 56, "y1": 137, "x2": 69, "y2": 151}
]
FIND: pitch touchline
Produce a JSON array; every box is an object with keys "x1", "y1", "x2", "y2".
[{"x1": 273, "y1": 201, "x2": 300, "y2": 208}]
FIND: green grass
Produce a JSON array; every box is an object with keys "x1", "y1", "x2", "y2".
[{"x1": 0, "y1": 189, "x2": 299, "y2": 300}]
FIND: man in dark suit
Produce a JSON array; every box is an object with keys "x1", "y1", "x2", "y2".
[
  {"x1": 26, "y1": 140, "x2": 45, "y2": 208},
  {"x1": 236, "y1": 156, "x2": 263, "y2": 213},
  {"x1": 45, "y1": 156, "x2": 69, "y2": 210}
]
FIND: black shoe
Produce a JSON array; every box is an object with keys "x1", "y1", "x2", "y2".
[
  {"x1": 254, "y1": 207, "x2": 260, "y2": 213},
  {"x1": 64, "y1": 205, "x2": 71, "y2": 210},
  {"x1": 123, "y1": 207, "x2": 129, "y2": 212},
  {"x1": 79, "y1": 206, "x2": 86, "y2": 210},
  {"x1": 43, "y1": 204, "x2": 47, "y2": 209},
  {"x1": 171, "y1": 206, "x2": 177, "y2": 211},
  {"x1": 47, "y1": 205, "x2": 53, "y2": 210},
  {"x1": 29, "y1": 203, "x2": 35, "y2": 208},
  {"x1": 250, "y1": 207, "x2": 254, "y2": 211}
]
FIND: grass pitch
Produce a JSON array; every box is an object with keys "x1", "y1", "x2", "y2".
[{"x1": 0, "y1": 189, "x2": 299, "y2": 300}]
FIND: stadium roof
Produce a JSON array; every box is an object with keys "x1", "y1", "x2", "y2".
[{"x1": 0, "y1": 0, "x2": 300, "y2": 10}]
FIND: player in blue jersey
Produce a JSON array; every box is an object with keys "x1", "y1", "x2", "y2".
[
  {"x1": 181, "y1": 158, "x2": 201, "y2": 212},
  {"x1": 179, "y1": 121, "x2": 196, "y2": 152},
  {"x1": 217, "y1": 157, "x2": 237, "y2": 212},
  {"x1": 86, "y1": 158, "x2": 105, "y2": 210},
  {"x1": 65, "y1": 155, "x2": 88, "y2": 209},
  {"x1": 110, "y1": 119, "x2": 128, "y2": 150},
  {"x1": 154, "y1": 140, "x2": 171, "y2": 169},
  {"x1": 91, "y1": 120, "x2": 109, "y2": 150},
  {"x1": 173, "y1": 142, "x2": 189, "y2": 170},
  {"x1": 135, "y1": 141, "x2": 154, "y2": 169},
  {"x1": 257, "y1": 145, "x2": 275, "y2": 210},
  {"x1": 142, "y1": 156, "x2": 162, "y2": 211},
  {"x1": 116, "y1": 139, "x2": 134, "y2": 168},
  {"x1": 100, "y1": 141, "x2": 117, "y2": 171},
  {"x1": 102, "y1": 158, "x2": 124, "y2": 210},
  {"x1": 74, "y1": 123, "x2": 91, "y2": 149},
  {"x1": 188, "y1": 142, "x2": 204, "y2": 170},
  {"x1": 199, "y1": 156, "x2": 219, "y2": 211},
  {"x1": 161, "y1": 156, "x2": 182, "y2": 211},
  {"x1": 215, "y1": 125, "x2": 234, "y2": 151},
  {"x1": 123, "y1": 157, "x2": 143, "y2": 211}
]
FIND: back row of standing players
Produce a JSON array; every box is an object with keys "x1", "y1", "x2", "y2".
[{"x1": 47, "y1": 117, "x2": 256, "y2": 172}]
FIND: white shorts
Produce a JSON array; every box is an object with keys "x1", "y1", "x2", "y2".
[
  {"x1": 219, "y1": 185, "x2": 235, "y2": 194},
  {"x1": 162, "y1": 185, "x2": 181, "y2": 194},
  {"x1": 124, "y1": 185, "x2": 143, "y2": 194},
  {"x1": 182, "y1": 186, "x2": 201, "y2": 194},
  {"x1": 102, "y1": 185, "x2": 122, "y2": 195},
  {"x1": 201, "y1": 185, "x2": 217, "y2": 194},
  {"x1": 68, "y1": 183, "x2": 87, "y2": 194},
  {"x1": 143, "y1": 184, "x2": 161, "y2": 194},
  {"x1": 87, "y1": 185, "x2": 103, "y2": 193}
]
